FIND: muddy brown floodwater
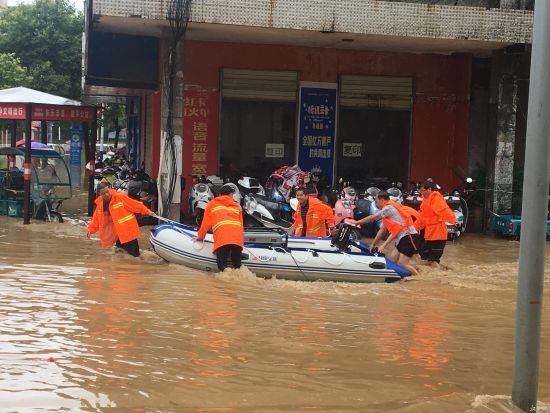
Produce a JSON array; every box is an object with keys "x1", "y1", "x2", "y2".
[{"x1": 1, "y1": 207, "x2": 550, "y2": 412}]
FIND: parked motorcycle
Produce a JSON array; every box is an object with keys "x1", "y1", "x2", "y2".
[
  {"x1": 334, "y1": 180, "x2": 358, "y2": 226},
  {"x1": 188, "y1": 175, "x2": 216, "y2": 225},
  {"x1": 239, "y1": 176, "x2": 293, "y2": 230},
  {"x1": 403, "y1": 182, "x2": 423, "y2": 210},
  {"x1": 387, "y1": 182, "x2": 404, "y2": 204},
  {"x1": 443, "y1": 177, "x2": 473, "y2": 240},
  {"x1": 351, "y1": 186, "x2": 383, "y2": 237}
]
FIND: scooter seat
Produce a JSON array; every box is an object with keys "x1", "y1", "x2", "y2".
[{"x1": 251, "y1": 194, "x2": 280, "y2": 212}]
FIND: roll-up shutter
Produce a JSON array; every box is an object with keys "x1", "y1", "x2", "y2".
[
  {"x1": 222, "y1": 69, "x2": 298, "y2": 102},
  {"x1": 340, "y1": 75, "x2": 413, "y2": 110}
]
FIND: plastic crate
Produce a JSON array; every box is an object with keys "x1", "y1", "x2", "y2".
[
  {"x1": 0, "y1": 200, "x2": 7, "y2": 216},
  {"x1": 7, "y1": 200, "x2": 24, "y2": 217}
]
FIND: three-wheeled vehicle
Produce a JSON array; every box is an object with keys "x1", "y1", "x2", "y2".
[
  {"x1": 0, "y1": 147, "x2": 72, "y2": 222},
  {"x1": 491, "y1": 211, "x2": 550, "y2": 240}
]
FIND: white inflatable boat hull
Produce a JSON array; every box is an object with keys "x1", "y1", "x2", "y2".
[{"x1": 150, "y1": 224, "x2": 411, "y2": 283}]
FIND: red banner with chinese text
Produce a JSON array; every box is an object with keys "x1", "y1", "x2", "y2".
[
  {"x1": 0, "y1": 103, "x2": 26, "y2": 119},
  {"x1": 182, "y1": 89, "x2": 219, "y2": 214},
  {"x1": 32, "y1": 105, "x2": 96, "y2": 122}
]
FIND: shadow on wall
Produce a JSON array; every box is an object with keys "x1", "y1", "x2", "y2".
[{"x1": 383, "y1": 0, "x2": 534, "y2": 10}]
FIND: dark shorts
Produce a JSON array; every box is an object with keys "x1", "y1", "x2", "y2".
[
  {"x1": 396, "y1": 234, "x2": 421, "y2": 258},
  {"x1": 420, "y1": 240, "x2": 446, "y2": 263},
  {"x1": 116, "y1": 238, "x2": 140, "y2": 257},
  {"x1": 216, "y1": 244, "x2": 243, "y2": 271}
]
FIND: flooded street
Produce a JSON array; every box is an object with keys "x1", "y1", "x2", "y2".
[{"x1": 1, "y1": 210, "x2": 550, "y2": 412}]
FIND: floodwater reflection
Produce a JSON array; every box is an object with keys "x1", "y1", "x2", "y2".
[{"x1": 0, "y1": 219, "x2": 549, "y2": 411}]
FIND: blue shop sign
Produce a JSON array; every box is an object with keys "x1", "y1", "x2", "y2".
[
  {"x1": 69, "y1": 124, "x2": 82, "y2": 190},
  {"x1": 297, "y1": 84, "x2": 337, "y2": 181}
]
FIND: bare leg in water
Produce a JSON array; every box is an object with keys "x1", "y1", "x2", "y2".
[{"x1": 398, "y1": 254, "x2": 419, "y2": 276}]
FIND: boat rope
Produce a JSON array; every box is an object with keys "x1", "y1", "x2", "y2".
[
  {"x1": 289, "y1": 250, "x2": 310, "y2": 264},
  {"x1": 191, "y1": 238, "x2": 206, "y2": 251},
  {"x1": 312, "y1": 250, "x2": 346, "y2": 266},
  {"x1": 344, "y1": 252, "x2": 383, "y2": 267},
  {"x1": 243, "y1": 246, "x2": 277, "y2": 262},
  {"x1": 279, "y1": 247, "x2": 311, "y2": 282}
]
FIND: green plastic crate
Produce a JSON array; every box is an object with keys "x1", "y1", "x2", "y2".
[
  {"x1": 7, "y1": 200, "x2": 23, "y2": 217},
  {"x1": 0, "y1": 200, "x2": 7, "y2": 216}
]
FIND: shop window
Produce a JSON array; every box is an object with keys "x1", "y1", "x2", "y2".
[
  {"x1": 336, "y1": 109, "x2": 410, "y2": 189},
  {"x1": 220, "y1": 100, "x2": 296, "y2": 181}
]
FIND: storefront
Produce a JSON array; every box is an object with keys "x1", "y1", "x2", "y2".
[
  {"x1": 178, "y1": 41, "x2": 470, "y2": 192},
  {"x1": 219, "y1": 69, "x2": 298, "y2": 180},
  {"x1": 337, "y1": 75, "x2": 412, "y2": 187}
]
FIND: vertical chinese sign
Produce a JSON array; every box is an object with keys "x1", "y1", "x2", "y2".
[
  {"x1": 69, "y1": 124, "x2": 82, "y2": 190},
  {"x1": 297, "y1": 83, "x2": 337, "y2": 182},
  {"x1": 182, "y1": 89, "x2": 219, "y2": 214}
]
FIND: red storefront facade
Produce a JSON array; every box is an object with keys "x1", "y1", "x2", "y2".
[{"x1": 151, "y1": 40, "x2": 470, "y2": 198}]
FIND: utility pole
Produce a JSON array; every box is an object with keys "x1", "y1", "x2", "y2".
[{"x1": 512, "y1": 0, "x2": 550, "y2": 411}]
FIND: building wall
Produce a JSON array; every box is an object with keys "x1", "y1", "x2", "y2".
[{"x1": 182, "y1": 40, "x2": 471, "y2": 190}]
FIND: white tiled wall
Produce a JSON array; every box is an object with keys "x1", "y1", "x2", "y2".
[{"x1": 93, "y1": 0, "x2": 533, "y2": 43}]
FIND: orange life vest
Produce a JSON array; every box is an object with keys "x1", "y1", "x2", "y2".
[
  {"x1": 197, "y1": 195, "x2": 244, "y2": 252},
  {"x1": 402, "y1": 205, "x2": 423, "y2": 232},
  {"x1": 418, "y1": 191, "x2": 457, "y2": 240},
  {"x1": 381, "y1": 200, "x2": 416, "y2": 238},
  {"x1": 88, "y1": 190, "x2": 152, "y2": 248},
  {"x1": 292, "y1": 196, "x2": 335, "y2": 237}
]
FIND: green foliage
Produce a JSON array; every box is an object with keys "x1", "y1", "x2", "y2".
[
  {"x1": 0, "y1": 53, "x2": 32, "y2": 89},
  {"x1": 99, "y1": 104, "x2": 127, "y2": 131},
  {"x1": 0, "y1": 0, "x2": 83, "y2": 98},
  {"x1": 28, "y1": 61, "x2": 72, "y2": 97}
]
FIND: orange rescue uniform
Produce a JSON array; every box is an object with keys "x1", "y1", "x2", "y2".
[
  {"x1": 292, "y1": 196, "x2": 335, "y2": 237},
  {"x1": 416, "y1": 191, "x2": 457, "y2": 240},
  {"x1": 381, "y1": 200, "x2": 416, "y2": 238},
  {"x1": 197, "y1": 195, "x2": 244, "y2": 252},
  {"x1": 88, "y1": 190, "x2": 153, "y2": 248}
]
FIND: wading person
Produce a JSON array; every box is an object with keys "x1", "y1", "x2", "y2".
[
  {"x1": 350, "y1": 191, "x2": 420, "y2": 276},
  {"x1": 416, "y1": 180, "x2": 457, "y2": 268},
  {"x1": 195, "y1": 185, "x2": 244, "y2": 272},
  {"x1": 86, "y1": 182, "x2": 154, "y2": 257},
  {"x1": 291, "y1": 187, "x2": 335, "y2": 237}
]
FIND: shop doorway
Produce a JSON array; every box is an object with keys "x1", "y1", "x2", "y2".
[
  {"x1": 337, "y1": 75, "x2": 412, "y2": 189},
  {"x1": 337, "y1": 109, "x2": 410, "y2": 188},
  {"x1": 220, "y1": 69, "x2": 298, "y2": 181}
]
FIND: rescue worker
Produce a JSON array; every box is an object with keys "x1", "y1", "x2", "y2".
[
  {"x1": 350, "y1": 191, "x2": 420, "y2": 276},
  {"x1": 86, "y1": 182, "x2": 154, "y2": 257},
  {"x1": 416, "y1": 180, "x2": 458, "y2": 267},
  {"x1": 291, "y1": 187, "x2": 335, "y2": 237},
  {"x1": 195, "y1": 185, "x2": 244, "y2": 272}
]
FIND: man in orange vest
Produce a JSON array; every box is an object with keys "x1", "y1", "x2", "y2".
[
  {"x1": 196, "y1": 185, "x2": 244, "y2": 272},
  {"x1": 416, "y1": 180, "x2": 458, "y2": 267},
  {"x1": 291, "y1": 187, "x2": 335, "y2": 237},
  {"x1": 350, "y1": 191, "x2": 420, "y2": 275},
  {"x1": 87, "y1": 182, "x2": 154, "y2": 257}
]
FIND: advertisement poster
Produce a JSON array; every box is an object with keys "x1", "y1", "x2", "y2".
[
  {"x1": 297, "y1": 83, "x2": 337, "y2": 181},
  {"x1": 69, "y1": 124, "x2": 82, "y2": 190}
]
